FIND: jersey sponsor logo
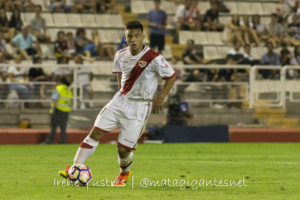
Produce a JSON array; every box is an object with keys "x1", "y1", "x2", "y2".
[{"x1": 138, "y1": 61, "x2": 147, "y2": 68}]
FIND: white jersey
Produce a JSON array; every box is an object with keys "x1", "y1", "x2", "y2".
[{"x1": 113, "y1": 46, "x2": 175, "y2": 101}]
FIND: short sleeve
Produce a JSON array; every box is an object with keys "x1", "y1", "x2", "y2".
[
  {"x1": 51, "y1": 89, "x2": 60, "y2": 100},
  {"x1": 12, "y1": 35, "x2": 19, "y2": 46},
  {"x1": 112, "y1": 52, "x2": 122, "y2": 74},
  {"x1": 154, "y1": 55, "x2": 175, "y2": 80}
]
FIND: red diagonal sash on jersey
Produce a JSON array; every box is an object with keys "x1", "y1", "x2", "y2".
[{"x1": 121, "y1": 49, "x2": 159, "y2": 95}]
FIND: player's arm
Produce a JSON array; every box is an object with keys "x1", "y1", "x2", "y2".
[
  {"x1": 117, "y1": 73, "x2": 121, "y2": 90},
  {"x1": 152, "y1": 75, "x2": 176, "y2": 114}
]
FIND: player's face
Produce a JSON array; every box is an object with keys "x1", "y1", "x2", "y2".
[{"x1": 125, "y1": 29, "x2": 145, "y2": 54}]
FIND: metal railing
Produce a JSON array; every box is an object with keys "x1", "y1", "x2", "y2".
[{"x1": 0, "y1": 63, "x2": 299, "y2": 109}]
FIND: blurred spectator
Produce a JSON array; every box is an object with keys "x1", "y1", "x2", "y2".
[
  {"x1": 267, "y1": 13, "x2": 283, "y2": 46},
  {"x1": 226, "y1": 14, "x2": 245, "y2": 46},
  {"x1": 260, "y1": 41, "x2": 280, "y2": 79},
  {"x1": 11, "y1": 25, "x2": 42, "y2": 61},
  {"x1": 286, "y1": 45, "x2": 300, "y2": 79},
  {"x1": 249, "y1": 15, "x2": 265, "y2": 44},
  {"x1": 5, "y1": 0, "x2": 22, "y2": 12},
  {"x1": 182, "y1": 39, "x2": 202, "y2": 65},
  {"x1": 185, "y1": 69, "x2": 201, "y2": 82},
  {"x1": 226, "y1": 41, "x2": 244, "y2": 65},
  {"x1": 170, "y1": 56, "x2": 183, "y2": 82},
  {"x1": 243, "y1": 44, "x2": 256, "y2": 67},
  {"x1": 202, "y1": 1, "x2": 224, "y2": 32},
  {"x1": 0, "y1": 52, "x2": 8, "y2": 108},
  {"x1": 66, "y1": 32, "x2": 76, "y2": 57},
  {"x1": 53, "y1": 56, "x2": 72, "y2": 83},
  {"x1": 291, "y1": 45, "x2": 300, "y2": 64},
  {"x1": 280, "y1": 48, "x2": 292, "y2": 66},
  {"x1": 240, "y1": 15, "x2": 260, "y2": 45},
  {"x1": 0, "y1": 32, "x2": 11, "y2": 59},
  {"x1": 191, "y1": 0, "x2": 201, "y2": 30},
  {"x1": 28, "y1": 56, "x2": 47, "y2": 100},
  {"x1": 47, "y1": 0, "x2": 73, "y2": 13},
  {"x1": 74, "y1": 28, "x2": 96, "y2": 63},
  {"x1": 173, "y1": 0, "x2": 198, "y2": 43},
  {"x1": 8, "y1": 9, "x2": 23, "y2": 33},
  {"x1": 90, "y1": 29, "x2": 114, "y2": 61},
  {"x1": 74, "y1": 55, "x2": 94, "y2": 109},
  {"x1": 147, "y1": 0, "x2": 167, "y2": 54},
  {"x1": 179, "y1": 92, "x2": 193, "y2": 126},
  {"x1": 96, "y1": 0, "x2": 116, "y2": 14},
  {"x1": 7, "y1": 54, "x2": 34, "y2": 107},
  {"x1": 0, "y1": 9, "x2": 10, "y2": 39},
  {"x1": 30, "y1": 5, "x2": 51, "y2": 43},
  {"x1": 73, "y1": 0, "x2": 96, "y2": 13},
  {"x1": 118, "y1": 34, "x2": 127, "y2": 51},
  {"x1": 287, "y1": 15, "x2": 300, "y2": 45},
  {"x1": 54, "y1": 30, "x2": 68, "y2": 59}
]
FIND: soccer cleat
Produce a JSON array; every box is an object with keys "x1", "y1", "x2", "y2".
[
  {"x1": 112, "y1": 170, "x2": 132, "y2": 186},
  {"x1": 58, "y1": 164, "x2": 71, "y2": 179}
]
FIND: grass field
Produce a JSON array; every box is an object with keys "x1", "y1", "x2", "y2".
[{"x1": 1, "y1": 143, "x2": 299, "y2": 200}]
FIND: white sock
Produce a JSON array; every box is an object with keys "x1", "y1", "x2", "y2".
[
  {"x1": 74, "y1": 136, "x2": 99, "y2": 164},
  {"x1": 118, "y1": 152, "x2": 133, "y2": 173}
]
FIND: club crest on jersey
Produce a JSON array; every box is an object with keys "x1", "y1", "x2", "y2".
[{"x1": 138, "y1": 61, "x2": 147, "y2": 68}]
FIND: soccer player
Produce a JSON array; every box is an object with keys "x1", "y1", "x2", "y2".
[{"x1": 59, "y1": 20, "x2": 176, "y2": 186}]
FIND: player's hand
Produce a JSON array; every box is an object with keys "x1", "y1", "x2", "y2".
[{"x1": 150, "y1": 97, "x2": 164, "y2": 114}]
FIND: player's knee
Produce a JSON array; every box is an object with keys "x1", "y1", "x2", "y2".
[{"x1": 89, "y1": 128, "x2": 106, "y2": 141}]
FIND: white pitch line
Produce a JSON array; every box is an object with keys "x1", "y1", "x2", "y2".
[{"x1": 172, "y1": 161, "x2": 300, "y2": 165}]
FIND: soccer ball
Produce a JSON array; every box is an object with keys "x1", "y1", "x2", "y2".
[{"x1": 68, "y1": 164, "x2": 92, "y2": 186}]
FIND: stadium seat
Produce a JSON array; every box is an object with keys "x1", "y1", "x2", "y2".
[
  {"x1": 117, "y1": 29, "x2": 125, "y2": 39},
  {"x1": 6, "y1": 11, "x2": 12, "y2": 21},
  {"x1": 91, "y1": 79, "x2": 114, "y2": 92},
  {"x1": 144, "y1": 31, "x2": 150, "y2": 44},
  {"x1": 236, "y1": 2, "x2": 251, "y2": 15},
  {"x1": 260, "y1": 16, "x2": 270, "y2": 28},
  {"x1": 192, "y1": 31, "x2": 208, "y2": 45},
  {"x1": 273, "y1": 47, "x2": 281, "y2": 55},
  {"x1": 53, "y1": 13, "x2": 68, "y2": 27},
  {"x1": 43, "y1": 13, "x2": 55, "y2": 27},
  {"x1": 85, "y1": 29, "x2": 92, "y2": 39},
  {"x1": 131, "y1": 1, "x2": 146, "y2": 14},
  {"x1": 105, "y1": 30, "x2": 121, "y2": 44},
  {"x1": 161, "y1": 1, "x2": 176, "y2": 15},
  {"x1": 250, "y1": 47, "x2": 260, "y2": 60},
  {"x1": 24, "y1": 13, "x2": 35, "y2": 25},
  {"x1": 206, "y1": 32, "x2": 223, "y2": 45},
  {"x1": 224, "y1": 2, "x2": 238, "y2": 14},
  {"x1": 256, "y1": 47, "x2": 266, "y2": 58},
  {"x1": 203, "y1": 46, "x2": 220, "y2": 60},
  {"x1": 99, "y1": 29, "x2": 109, "y2": 43},
  {"x1": 42, "y1": 60, "x2": 56, "y2": 75},
  {"x1": 179, "y1": 31, "x2": 193, "y2": 45},
  {"x1": 81, "y1": 14, "x2": 96, "y2": 27},
  {"x1": 198, "y1": 2, "x2": 210, "y2": 13},
  {"x1": 94, "y1": 14, "x2": 111, "y2": 28},
  {"x1": 67, "y1": 14, "x2": 82, "y2": 27},
  {"x1": 219, "y1": 16, "x2": 231, "y2": 26},
  {"x1": 262, "y1": 3, "x2": 277, "y2": 14},
  {"x1": 217, "y1": 46, "x2": 231, "y2": 59},
  {"x1": 144, "y1": 1, "x2": 154, "y2": 13},
  {"x1": 48, "y1": 28, "x2": 61, "y2": 41},
  {"x1": 161, "y1": 45, "x2": 172, "y2": 60},
  {"x1": 108, "y1": 15, "x2": 124, "y2": 28},
  {"x1": 166, "y1": 15, "x2": 175, "y2": 30},
  {"x1": 249, "y1": 3, "x2": 264, "y2": 15}
]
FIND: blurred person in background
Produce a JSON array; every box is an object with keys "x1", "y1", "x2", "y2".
[
  {"x1": 53, "y1": 56, "x2": 73, "y2": 83},
  {"x1": 8, "y1": 9, "x2": 23, "y2": 35},
  {"x1": 179, "y1": 92, "x2": 193, "y2": 126},
  {"x1": 54, "y1": 30, "x2": 69, "y2": 60},
  {"x1": 202, "y1": 1, "x2": 224, "y2": 31},
  {"x1": 96, "y1": 0, "x2": 116, "y2": 14},
  {"x1": 30, "y1": 5, "x2": 51, "y2": 43},
  {"x1": 74, "y1": 28, "x2": 96, "y2": 63},
  {"x1": 28, "y1": 56, "x2": 47, "y2": 102},
  {"x1": 73, "y1": 55, "x2": 94, "y2": 109},
  {"x1": 11, "y1": 25, "x2": 43, "y2": 61},
  {"x1": 249, "y1": 14, "x2": 265, "y2": 45},
  {"x1": 240, "y1": 15, "x2": 260, "y2": 45},
  {"x1": 0, "y1": 8, "x2": 11, "y2": 40},
  {"x1": 7, "y1": 54, "x2": 34, "y2": 108},
  {"x1": 0, "y1": 31, "x2": 12, "y2": 59},
  {"x1": 182, "y1": 39, "x2": 202, "y2": 65},
  {"x1": 117, "y1": 34, "x2": 127, "y2": 51},
  {"x1": 0, "y1": 52, "x2": 8, "y2": 108},
  {"x1": 147, "y1": 0, "x2": 167, "y2": 54},
  {"x1": 172, "y1": 0, "x2": 198, "y2": 43},
  {"x1": 47, "y1": 0, "x2": 73, "y2": 13},
  {"x1": 267, "y1": 13, "x2": 283, "y2": 46},
  {"x1": 260, "y1": 41, "x2": 280, "y2": 79},
  {"x1": 73, "y1": 0, "x2": 96, "y2": 13},
  {"x1": 66, "y1": 32, "x2": 76, "y2": 58},
  {"x1": 226, "y1": 14, "x2": 246, "y2": 46},
  {"x1": 226, "y1": 41, "x2": 244, "y2": 65},
  {"x1": 41, "y1": 77, "x2": 72, "y2": 144}
]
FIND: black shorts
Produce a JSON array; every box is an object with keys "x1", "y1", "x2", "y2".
[
  {"x1": 150, "y1": 34, "x2": 165, "y2": 51},
  {"x1": 18, "y1": 48, "x2": 37, "y2": 56}
]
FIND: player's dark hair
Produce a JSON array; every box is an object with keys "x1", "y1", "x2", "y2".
[
  {"x1": 35, "y1": 5, "x2": 42, "y2": 10},
  {"x1": 125, "y1": 21, "x2": 143, "y2": 32},
  {"x1": 76, "y1": 28, "x2": 85, "y2": 37},
  {"x1": 57, "y1": 30, "x2": 64, "y2": 38}
]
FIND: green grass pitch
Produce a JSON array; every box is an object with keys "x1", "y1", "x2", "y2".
[{"x1": 1, "y1": 143, "x2": 299, "y2": 199}]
